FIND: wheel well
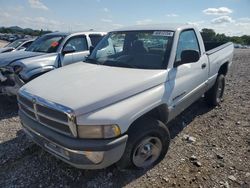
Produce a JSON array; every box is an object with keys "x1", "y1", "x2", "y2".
[
  {"x1": 127, "y1": 104, "x2": 169, "y2": 133},
  {"x1": 218, "y1": 62, "x2": 229, "y2": 76}
]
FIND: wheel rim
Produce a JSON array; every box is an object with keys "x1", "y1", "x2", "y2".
[
  {"x1": 132, "y1": 136, "x2": 162, "y2": 168},
  {"x1": 216, "y1": 79, "x2": 224, "y2": 102}
]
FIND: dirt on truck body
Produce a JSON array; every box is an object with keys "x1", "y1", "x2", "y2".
[{"x1": 0, "y1": 49, "x2": 250, "y2": 187}]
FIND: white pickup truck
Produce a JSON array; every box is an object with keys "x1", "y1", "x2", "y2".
[{"x1": 18, "y1": 24, "x2": 234, "y2": 169}]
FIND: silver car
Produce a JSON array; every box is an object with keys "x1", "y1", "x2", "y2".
[
  {"x1": 0, "y1": 39, "x2": 35, "y2": 53},
  {"x1": 0, "y1": 31, "x2": 106, "y2": 96}
]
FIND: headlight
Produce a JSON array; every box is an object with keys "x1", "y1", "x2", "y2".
[{"x1": 78, "y1": 124, "x2": 121, "y2": 139}]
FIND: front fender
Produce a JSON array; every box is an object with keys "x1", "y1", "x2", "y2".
[
  {"x1": 76, "y1": 84, "x2": 166, "y2": 134},
  {"x1": 20, "y1": 66, "x2": 56, "y2": 81}
]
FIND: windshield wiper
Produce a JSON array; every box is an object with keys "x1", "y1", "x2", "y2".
[
  {"x1": 102, "y1": 60, "x2": 137, "y2": 68},
  {"x1": 35, "y1": 50, "x2": 46, "y2": 53},
  {"x1": 85, "y1": 57, "x2": 101, "y2": 65},
  {"x1": 27, "y1": 49, "x2": 45, "y2": 53}
]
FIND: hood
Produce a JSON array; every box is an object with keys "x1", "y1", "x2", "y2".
[
  {"x1": 0, "y1": 50, "x2": 44, "y2": 67},
  {"x1": 20, "y1": 63, "x2": 168, "y2": 116},
  {"x1": 0, "y1": 47, "x2": 14, "y2": 53}
]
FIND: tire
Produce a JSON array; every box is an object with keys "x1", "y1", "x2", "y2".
[
  {"x1": 117, "y1": 117, "x2": 170, "y2": 170},
  {"x1": 205, "y1": 74, "x2": 225, "y2": 106}
]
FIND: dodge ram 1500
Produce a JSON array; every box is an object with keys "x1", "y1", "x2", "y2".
[{"x1": 18, "y1": 24, "x2": 234, "y2": 169}]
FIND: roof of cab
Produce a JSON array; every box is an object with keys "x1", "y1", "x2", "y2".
[
  {"x1": 44, "y1": 31, "x2": 106, "y2": 37},
  {"x1": 112, "y1": 23, "x2": 197, "y2": 32}
]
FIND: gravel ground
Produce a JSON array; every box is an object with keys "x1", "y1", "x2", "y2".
[
  {"x1": 0, "y1": 49, "x2": 249, "y2": 188},
  {"x1": 0, "y1": 40, "x2": 8, "y2": 47}
]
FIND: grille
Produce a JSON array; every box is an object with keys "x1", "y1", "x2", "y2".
[
  {"x1": 19, "y1": 103, "x2": 36, "y2": 119},
  {"x1": 36, "y1": 104, "x2": 68, "y2": 122},
  {"x1": 38, "y1": 115, "x2": 71, "y2": 133},
  {"x1": 18, "y1": 93, "x2": 73, "y2": 136},
  {"x1": 19, "y1": 95, "x2": 33, "y2": 108}
]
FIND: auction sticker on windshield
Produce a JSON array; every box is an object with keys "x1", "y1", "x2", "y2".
[
  {"x1": 153, "y1": 31, "x2": 174, "y2": 37},
  {"x1": 51, "y1": 41, "x2": 59, "y2": 47}
]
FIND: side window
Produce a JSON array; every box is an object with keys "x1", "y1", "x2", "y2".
[
  {"x1": 111, "y1": 33, "x2": 125, "y2": 53},
  {"x1": 137, "y1": 34, "x2": 169, "y2": 56},
  {"x1": 89, "y1": 34, "x2": 104, "y2": 47},
  {"x1": 176, "y1": 30, "x2": 200, "y2": 62},
  {"x1": 64, "y1": 36, "x2": 88, "y2": 52}
]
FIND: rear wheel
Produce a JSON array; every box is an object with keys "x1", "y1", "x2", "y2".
[
  {"x1": 117, "y1": 117, "x2": 170, "y2": 169},
  {"x1": 205, "y1": 74, "x2": 225, "y2": 106}
]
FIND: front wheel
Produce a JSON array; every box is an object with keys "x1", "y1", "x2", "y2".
[
  {"x1": 117, "y1": 117, "x2": 170, "y2": 169},
  {"x1": 205, "y1": 74, "x2": 225, "y2": 106}
]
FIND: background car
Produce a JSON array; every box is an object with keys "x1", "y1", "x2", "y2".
[
  {"x1": 0, "y1": 39, "x2": 35, "y2": 53},
  {"x1": 0, "y1": 31, "x2": 106, "y2": 96}
]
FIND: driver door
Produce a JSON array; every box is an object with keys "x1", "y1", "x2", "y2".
[
  {"x1": 168, "y1": 29, "x2": 209, "y2": 118},
  {"x1": 60, "y1": 35, "x2": 89, "y2": 66}
]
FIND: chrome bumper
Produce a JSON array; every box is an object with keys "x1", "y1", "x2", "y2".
[{"x1": 20, "y1": 110, "x2": 128, "y2": 169}]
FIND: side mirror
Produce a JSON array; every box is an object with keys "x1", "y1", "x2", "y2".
[
  {"x1": 89, "y1": 46, "x2": 94, "y2": 55},
  {"x1": 62, "y1": 45, "x2": 76, "y2": 55},
  {"x1": 181, "y1": 50, "x2": 200, "y2": 64}
]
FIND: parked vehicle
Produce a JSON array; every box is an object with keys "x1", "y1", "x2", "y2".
[
  {"x1": 0, "y1": 39, "x2": 35, "y2": 53},
  {"x1": 242, "y1": 45, "x2": 250, "y2": 49},
  {"x1": 234, "y1": 43, "x2": 242, "y2": 48},
  {"x1": 7, "y1": 35, "x2": 17, "y2": 42},
  {"x1": 0, "y1": 31, "x2": 106, "y2": 96},
  {"x1": 18, "y1": 24, "x2": 234, "y2": 169}
]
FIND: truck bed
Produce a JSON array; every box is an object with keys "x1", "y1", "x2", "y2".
[
  {"x1": 203, "y1": 42, "x2": 226, "y2": 52},
  {"x1": 205, "y1": 42, "x2": 234, "y2": 85}
]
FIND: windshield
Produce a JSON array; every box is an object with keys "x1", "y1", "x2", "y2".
[
  {"x1": 26, "y1": 35, "x2": 65, "y2": 53},
  {"x1": 6, "y1": 39, "x2": 26, "y2": 48},
  {"x1": 87, "y1": 30, "x2": 174, "y2": 69}
]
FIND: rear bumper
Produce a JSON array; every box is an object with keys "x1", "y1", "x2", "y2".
[{"x1": 19, "y1": 110, "x2": 128, "y2": 169}]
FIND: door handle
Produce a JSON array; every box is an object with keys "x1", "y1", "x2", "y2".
[{"x1": 201, "y1": 63, "x2": 207, "y2": 69}]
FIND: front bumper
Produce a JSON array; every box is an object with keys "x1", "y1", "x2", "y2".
[{"x1": 19, "y1": 110, "x2": 128, "y2": 169}]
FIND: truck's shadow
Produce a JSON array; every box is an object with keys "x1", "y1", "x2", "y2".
[
  {"x1": 168, "y1": 98, "x2": 212, "y2": 139},
  {"x1": 0, "y1": 98, "x2": 213, "y2": 187},
  {"x1": 0, "y1": 96, "x2": 18, "y2": 120}
]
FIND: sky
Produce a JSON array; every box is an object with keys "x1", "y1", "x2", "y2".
[{"x1": 0, "y1": 0, "x2": 250, "y2": 36}]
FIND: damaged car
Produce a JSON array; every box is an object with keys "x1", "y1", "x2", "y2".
[{"x1": 0, "y1": 31, "x2": 106, "y2": 96}]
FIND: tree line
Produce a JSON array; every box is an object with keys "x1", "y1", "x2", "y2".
[
  {"x1": 201, "y1": 28, "x2": 250, "y2": 45},
  {"x1": 0, "y1": 26, "x2": 52, "y2": 36}
]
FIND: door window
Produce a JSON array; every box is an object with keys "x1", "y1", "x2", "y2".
[
  {"x1": 176, "y1": 30, "x2": 200, "y2": 62},
  {"x1": 64, "y1": 36, "x2": 88, "y2": 52},
  {"x1": 89, "y1": 34, "x2": 104, "y2": 47}
]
